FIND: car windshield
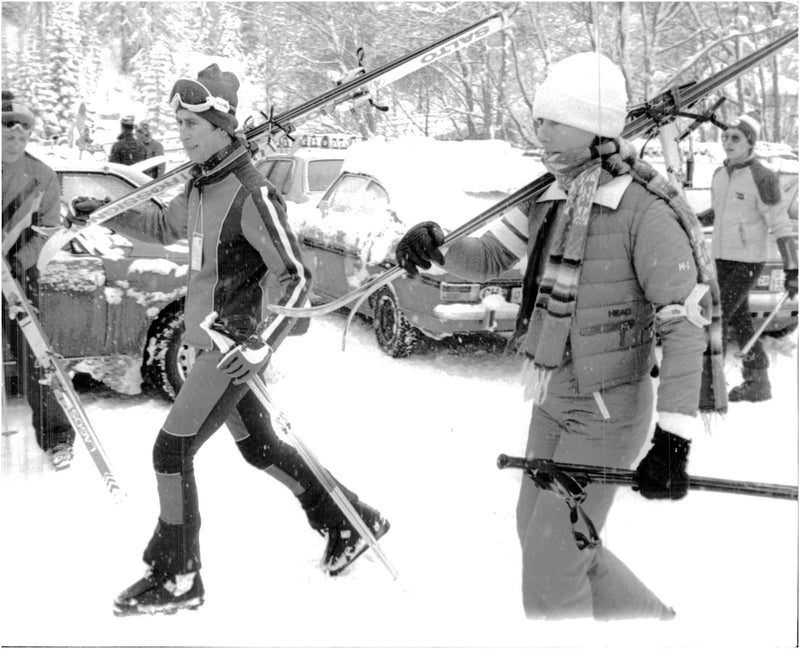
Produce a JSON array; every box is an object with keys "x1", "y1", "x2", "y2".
[
  {"x1": 60, "y1": 172, "x2": 137, "y2": 203},
  {"x1": 307, "y1": 159, "x2": 344, "y2": 192}
]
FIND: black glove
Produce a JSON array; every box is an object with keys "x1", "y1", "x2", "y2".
[
  {"x1": 395, "y1": 221, "x2": 445, "y2": 276},
  {"x1": 634, "y1": 426, "x2": 691, "y2": 500},
  {"x1": 784, "y1": 268, "x2": 798, "y2": 299},
  {"x1": 67, "y1": 196, "x2": 110, "y2": 228}
]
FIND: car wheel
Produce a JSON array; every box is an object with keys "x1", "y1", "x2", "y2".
[
  {"x1": 373, "y1": 287, "x2": 420, "y2": 358},
  {"x1": 144, "y1": 307, "x2": 194, "y2": 401}
]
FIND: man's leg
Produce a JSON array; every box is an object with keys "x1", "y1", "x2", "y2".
[
  {"x1": 717, "y1": 259, "x2": 770, "y2": 401},
  {"x1": 516, "y1": 364, "x2": 670, "y2": 619},
  {"x1": 230, "y1": 390, "x2": 389, "y2": 576},
  {"x1": 114, "y1": 350, "x2": 243, "y2": 616}
]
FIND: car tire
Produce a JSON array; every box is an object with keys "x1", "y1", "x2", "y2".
[
  {"x1": 373, "y1": 287, "x2": 420, "y2": 358},
  {"x1": 764, "y1": 322, "x2": 798, "y2": 339},
  {"x1": 144, "y1": 306, "x2": 194, "y2": 401}
]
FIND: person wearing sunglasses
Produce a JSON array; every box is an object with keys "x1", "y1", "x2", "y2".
[
  {"x1": 2, "y1": 90, "x2": 77, "y2": 471},
  {"x1": 710, "y1": 114, "x2": 797, "y2": 402},
  {"x1": 395, "y1": 52, "x2": 727, "y2": 620},
  {"x1": 71, "y1": 64, "x2": 389, "y2": 617}
]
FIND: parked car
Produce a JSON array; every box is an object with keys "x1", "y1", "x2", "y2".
[
  {"x1": 255, "y1": 147, "x2": 346, "y2": 226},
  {"x1": 683, "y1": 156, "x2": 798, "y2": 337},
  {"x1": 7, "y1": 158, "x2": 192, "y2": 400},
  {"x1": 290, "y1": 137, "x2": 543, "y2": 357}
]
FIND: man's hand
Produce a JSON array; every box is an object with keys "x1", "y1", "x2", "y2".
[
  {"x1": 67, "y1": 196, "x2": 110, "y2": 228},
  {"x1": 216, "y1": 335, "x2": 273, "y2": 385},
  {"x1": 395, "y1": 221, "x2": 445, "y2": 276},
  {"x1": 634, "y1": 426, "x2": 691, "y2": 500}
]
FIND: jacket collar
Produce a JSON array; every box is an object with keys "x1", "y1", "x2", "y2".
[
  {"x1": 723, "y1": 154, "x2": 756, "y2": 174},
  {"x1": 537, "y1": 174, "x2": 633, "y2": 209},
  {"x1": 191, "y1": 142, "x2": 250, "y2": 186}
]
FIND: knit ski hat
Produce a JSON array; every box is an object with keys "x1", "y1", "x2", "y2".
[
  {"x1": 170, "y1": 64, "x2": 239, "y2": 136},
  {"x1": 533, "y1": 52, "x2": 628, "y2": 138},
  {"x1": 727, "y1": 114, "x2": 760, "y2": 146},
  {"x1": 2, "y1": 92, "x2": 36, "y2": 130}
]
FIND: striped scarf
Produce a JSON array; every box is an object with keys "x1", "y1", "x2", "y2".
[{"x1": 522, "y1": 139, "x2": 727, "y2": 416}]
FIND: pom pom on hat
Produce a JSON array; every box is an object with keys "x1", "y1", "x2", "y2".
[
  {"x1": 533, "y1": 51, "x2": 628, "y2": 138},
  {"x1": 727, "y1": 114, "x2": 760, "y2": 146}
]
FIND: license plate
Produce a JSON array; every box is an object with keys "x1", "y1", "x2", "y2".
[{"x1": 769, "y1": 269, "x2": 785, "y2": 292}]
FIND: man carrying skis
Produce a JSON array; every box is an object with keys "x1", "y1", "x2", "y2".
[
  {"x1": 395, "y1": 52, "x2": 726, "y2": 620},
  {"x1": 71, "y1": 64, "x2": 389, "y2": 616},
  {"x1": 2, "y1": 91, "x2": 76, "y2": 469},
  {"x1": 710, "y1": 113, "x2": 797, "y2": 402}
]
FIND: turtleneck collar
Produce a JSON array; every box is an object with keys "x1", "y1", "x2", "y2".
[{"x1": 191, "y1": 141, "x2": 249, "y2": 186}]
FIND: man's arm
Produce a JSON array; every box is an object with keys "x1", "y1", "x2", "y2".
[{"x1": 242, "y1": 184, "x2": 313, "y2": 351}]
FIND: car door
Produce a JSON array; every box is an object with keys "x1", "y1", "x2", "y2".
[{"x1": 306, "y1": 173, "x2": 397, "y2": 300}]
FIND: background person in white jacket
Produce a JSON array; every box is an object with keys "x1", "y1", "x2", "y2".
[{"x1": 711, "y1": 114, "x2": 798, "y2": 402}]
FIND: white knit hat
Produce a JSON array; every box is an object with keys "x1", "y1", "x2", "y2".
[{"x1": 533, "y1": 52, "x2": 628, "y2": 138}]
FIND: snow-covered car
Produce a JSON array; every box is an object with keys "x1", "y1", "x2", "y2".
[
  {"x1": 291, "y1": 137, "x2": 544, "y2": 357},
  {"x1": 24, "y1": 159, "x2": 192, "y2": 400},
  {"x1": 255, "y1": 147, "x2": 346, "y2": 226},
  {"x1": 684, "y1": 156, "x2": 798, "y2": 337}
]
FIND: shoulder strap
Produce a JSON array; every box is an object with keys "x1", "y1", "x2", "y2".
[{"x1": 2, "y1": 176, "x2": 40, "y2": 229}]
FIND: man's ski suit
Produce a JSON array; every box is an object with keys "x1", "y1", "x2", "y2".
[{"x1": 106, "y1": 142, "x2": 324, "y2": 574}]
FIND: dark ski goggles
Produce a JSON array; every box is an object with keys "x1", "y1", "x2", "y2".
[
  {"x1": 168, "y1": 78, "x2": 234, "y2": 114},
  {"x1": 2, "y1": 117, "x2": 33, "y2": 132}
]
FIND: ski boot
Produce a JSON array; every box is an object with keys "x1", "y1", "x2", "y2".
[
  {"x1": 47, "y1": 443, "x2": 74, "y2": 471},
  {"x1": 113, "y1": 566, "x2": 204, "y2": 616},
  {"x1": 729, "y1": 367, "x2": 772, "y2": 403},
  {"x1": 321, "y1": 500, "x2": 390, "y2": 576},
  {"x1": 304, "y1": 490, "x2": 390, "y2": 576}
]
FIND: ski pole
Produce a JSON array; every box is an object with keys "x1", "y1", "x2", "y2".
[
  {"x1": 199, "y1": 313, "x2": 399, "y2": 580},
  {"x1": 497, "y1": 454, "x2": 798, "y2": 501},
  {"x1": 735, "y1": 291, "x2": 790, "y2": 358}
]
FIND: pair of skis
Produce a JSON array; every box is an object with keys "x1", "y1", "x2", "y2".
[
  {"x1": 497, "y1": 455, "x2": 798, "y2": 501},
  {"x1": 2, "y1": 256, "x2": 126, "y2": 503},
  {"x1": 267, "y1": 27, "x2": 799, "y2": 328},
  {"x1": 35, "y1": 12, "x2": 508, "y2": 273}
]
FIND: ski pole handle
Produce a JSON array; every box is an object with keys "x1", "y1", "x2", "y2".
[{"x1": 199, "y1": 312, "x2": 235, "y2": 353}]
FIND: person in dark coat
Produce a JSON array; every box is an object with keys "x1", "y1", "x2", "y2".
[
  {"x1": 136, "y1": 120, "x2": 166, "y2": 178},
  {"x1": 108, "y1": 115, "x2": 147, "y2": 166}
]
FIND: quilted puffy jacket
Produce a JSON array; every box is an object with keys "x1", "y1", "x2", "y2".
[
  {"x1": 444, "y1": 175, "x2": 706, "y2": 417},
  {"x1": 711, "y1": 157, "x2": 794, "y2": 263}
]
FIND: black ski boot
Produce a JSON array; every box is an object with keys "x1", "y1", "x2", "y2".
[
  {"x1": 303, "y1": 489, "x2": 390, "y2": 576},
  {"x1": 113, "y1": 567, "x2": 204, "y2": 616},
  {"x1": 729, "y1": 367, "x2": 772, "y2": 402}
]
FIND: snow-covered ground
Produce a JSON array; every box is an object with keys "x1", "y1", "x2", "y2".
[{"x1": 1, "y1": 311, "x2": 797, "y2": 649}]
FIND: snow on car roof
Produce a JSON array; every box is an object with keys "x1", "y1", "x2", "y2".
[{"x1": 338, "y1": 136, "x2": 546, "y2": 230}]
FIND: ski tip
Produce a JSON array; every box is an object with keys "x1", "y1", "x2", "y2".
[{"x1": 36, "y1": 228, "x2": 73, "y2": 271}]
